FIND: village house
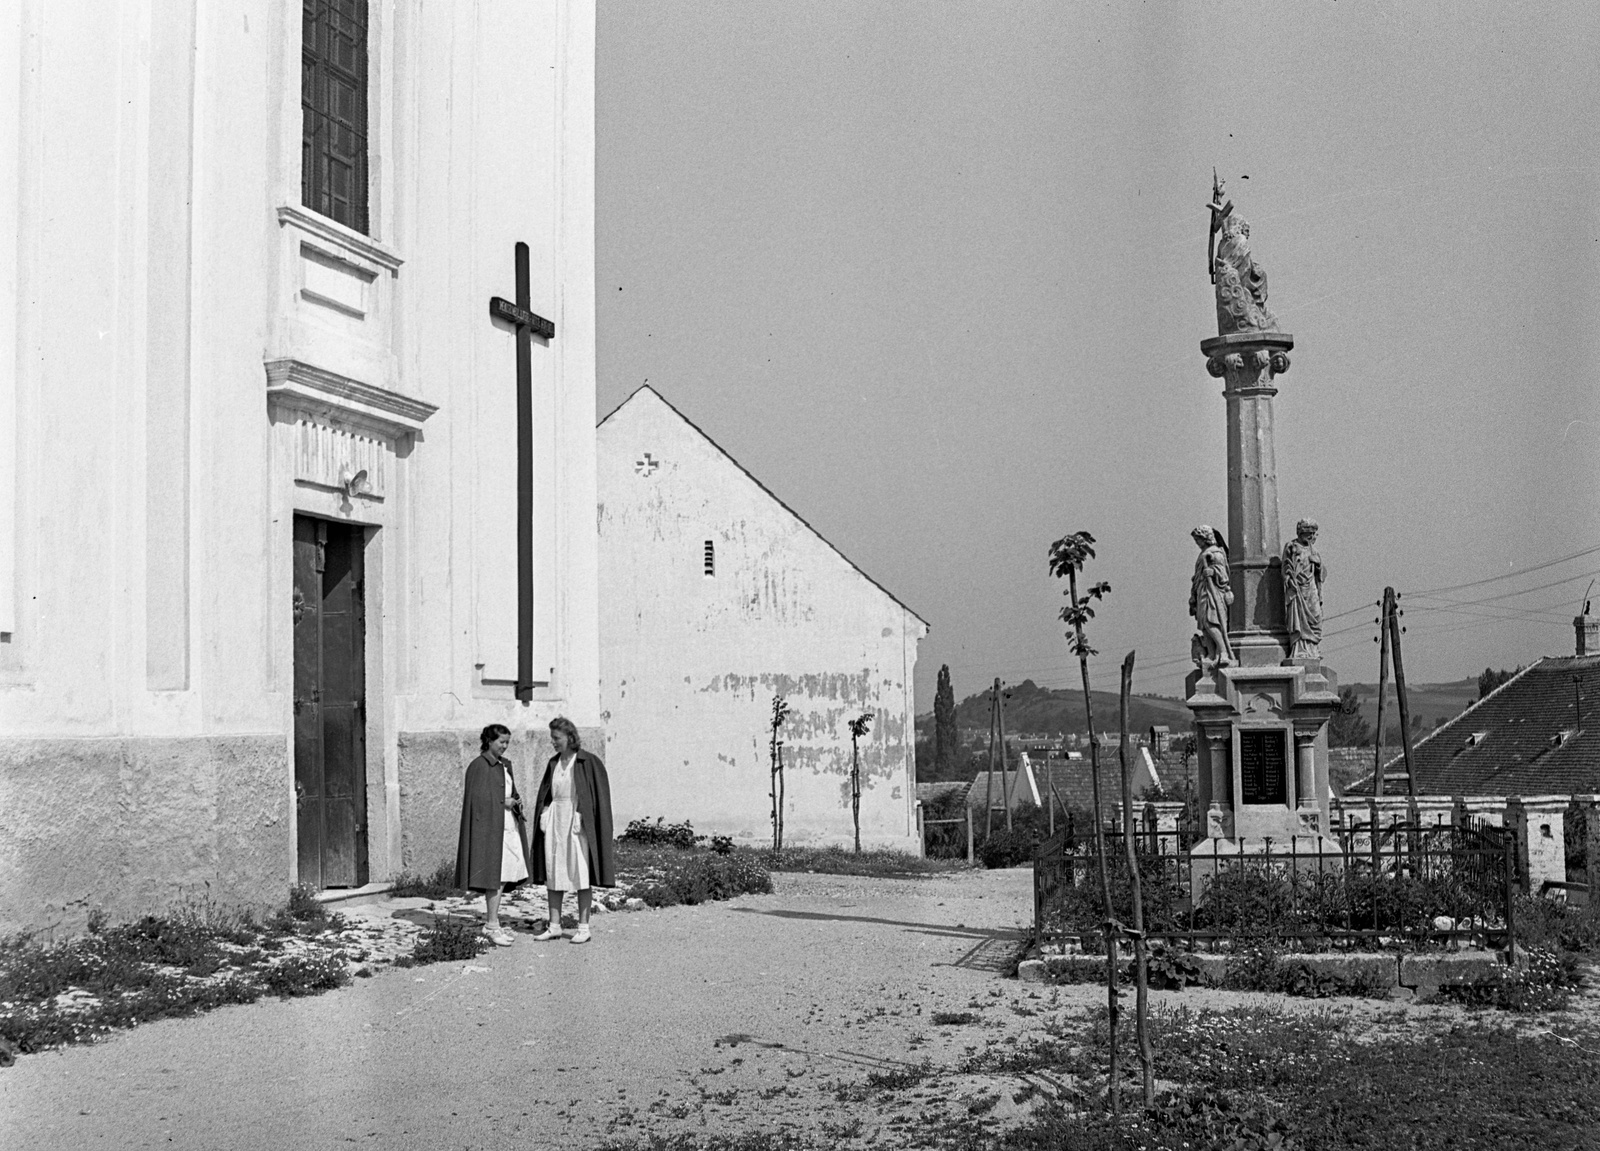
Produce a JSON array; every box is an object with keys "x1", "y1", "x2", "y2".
[
  {"x1": 0, "y1": 2, "x2": 601, "y2": 930},
  {"x1": 1339, "y1": 611, "x2": 1600, "y2": 891},
  {"x1": 597, "y1": 386, "x2": 927, "y2": 851}
]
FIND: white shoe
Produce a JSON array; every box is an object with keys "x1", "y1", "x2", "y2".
[
  {"x1": 532, "y1": 925, "x2": 563, "y2": 941},
  {"x1": 570, "y1": 925, "x2": 591, "y2": 944},
  {"x1": 485, "y1": 927, "x2": 515, "y2": 947}
]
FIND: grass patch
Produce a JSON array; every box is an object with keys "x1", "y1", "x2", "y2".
[
  {"x1": 863, "y1": 1060, "x2": 933, "y2": 1090},
  {"x1": 753, "y1": 844, "x2": 974, "y2": 878},
  {"x1": 388, "y1": 861, "x2": 463, "y2": 900},
  {"x1": 615, "y1": 842, "x2": 773, "y2": 908},
  {"x1": 947, "y1": 1003, "x2": 1600, "y2": 1150},
  {"x1": 931, "y1": 1011, "x2": 979, "y2": 1025},
  {"x1": 0, "y1": 890, "x2": 358, "y2": 1055}
]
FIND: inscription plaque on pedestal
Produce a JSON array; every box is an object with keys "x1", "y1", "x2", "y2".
[{"x1": 1239, "y1": 729, "x2": 1287, "y2": 806}]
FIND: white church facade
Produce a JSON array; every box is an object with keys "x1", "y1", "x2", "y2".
[
  {"x1": 597, "y1": 387, "x2": 927, "y2": 852},
  {"x1": 0, "y1": 2, "x2": 601, "y2": 929}
]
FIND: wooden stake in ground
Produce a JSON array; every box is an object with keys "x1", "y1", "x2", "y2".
[
  {"x1": 847, "y1": 712, "x2": 873, "y2": 852},
  {"x1": 1118, "y1": 651, "x2": 1154, "y2": 1108},
  {"x1": 1387, "y1": 590, "x2": 1418, "y2": 797},
  {"x1": 769, "y1": 695, "x2": 791, "y2": 851},
  {"x1": 1047, "y1": 530, "x2": 1117, "y2": 1116}
]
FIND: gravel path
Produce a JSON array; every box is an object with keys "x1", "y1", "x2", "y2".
[{"x1": 0, "y1": 867, "x2": 1576, "y2": 1150}]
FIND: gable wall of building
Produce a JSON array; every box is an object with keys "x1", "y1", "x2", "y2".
[{"x1": 597, "y1": 392, "x2": 924, "y2": 850}]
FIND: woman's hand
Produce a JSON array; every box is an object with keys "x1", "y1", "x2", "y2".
[
  {"x1": 573, "y1": 812, "x2": 583, "y2": 836},
  {"x1": 503, "y1": 793, "x2": 517, "y2": 810}
]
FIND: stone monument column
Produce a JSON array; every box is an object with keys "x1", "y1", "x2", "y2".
[
  {"x1": 1203, "y1": 331, "x2": 1294, "y2": 664},
  {"x1": 1186, "y1": 175, "x2": 1339, "y2": 863}
]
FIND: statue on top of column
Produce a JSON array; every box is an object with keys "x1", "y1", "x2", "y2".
[
  {"x1": 1207, "y1": 171, "x2": 1279, "y2": 336},
  {"x1": 1189, "y1": 525, "x2": 1235, "y2": 668},
  {"x1": 1282, "y1": 519, "x2": 1326, "y2": 659}
]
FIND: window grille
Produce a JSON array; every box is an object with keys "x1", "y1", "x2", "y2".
[
  {"x1": 302, "y1": 0, "x2": 369, "y2": 233},
  {"x1": 703, "y1": 540, "x2": 715, "y2": 577}
]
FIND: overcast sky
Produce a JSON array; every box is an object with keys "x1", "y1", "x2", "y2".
[{"x1": 596, "y1": 1, "x2": 1600, "y2": 712}]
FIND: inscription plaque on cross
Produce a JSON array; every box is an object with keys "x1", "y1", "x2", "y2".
[{"x1": 489, "y1": 241, "x2": 555, "y2": 700}]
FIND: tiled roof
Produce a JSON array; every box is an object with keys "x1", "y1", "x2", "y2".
[
  {"x1": 1345, "y1": 656, "x2": 1600, "y2": 797},
  {"x1": 967, "y1": 755, "x2": 1162, "y2": 819},
  {"x1": 915, "y1": 781, "x2": 972, "y2": 807}
]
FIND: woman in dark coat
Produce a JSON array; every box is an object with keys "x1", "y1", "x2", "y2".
[
  {"x1": 530, "y1": 716, "x2": 615, "y2": 944},
  {"x1": 454, "y1": 723, "x2": 533, "y2": 946}
]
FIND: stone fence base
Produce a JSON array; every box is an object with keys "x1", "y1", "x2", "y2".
[{"x1": 1018, "y1": 948, "x2": 1517, "y2": 1000}]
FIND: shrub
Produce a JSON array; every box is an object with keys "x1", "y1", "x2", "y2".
[
  {"x1": 619, "y1": 817, "x2": 705, "y2": 850},
  {"x1": 708, "y1": 835, "x2": 735, "y2": 856},
  {"x1": 262, "y1": 951, "x2": 350, "y2": 997},
  {"x1": 399, "y1": 915, "x2": 490, "y2": 966},
  {"x1": 1513, "y1": 892, "x2": 1600, "y2": 955},
  {"x1": 758, "y1": 844, "x2": 969, "y2": 877},
  {"x1": 388, "y1": 861, "x2": 462, "y2": 900},
  {"x1": 631, "y1": 852, "x2": 773, "y2": 908},
  {"x1": 978, "y1": 827, "x2": 1036, "y2": 869}
]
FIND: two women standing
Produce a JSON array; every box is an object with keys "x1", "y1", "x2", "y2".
[{"x1": 453, "y1": 717, "x2": 614, "y2": 946}]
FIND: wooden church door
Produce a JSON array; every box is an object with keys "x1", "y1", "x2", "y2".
[{"x1": 292, "y1": 515, "x2": 369, "y2": 889}]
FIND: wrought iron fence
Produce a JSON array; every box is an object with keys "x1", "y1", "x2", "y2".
[{"x1": 1034, "y1": 821, "x2": 1516, "y2": 953}]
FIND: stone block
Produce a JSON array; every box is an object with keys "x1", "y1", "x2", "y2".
[
  {"x1": 1282, "y1": 952, "x2": 1398, "y2": 990},
  {"x1": 0, "y1": 734, "x2": 289, "y2": 933},
  {"x1": 1398, "y1": 950, "x2": 1507, "y2": 997}
]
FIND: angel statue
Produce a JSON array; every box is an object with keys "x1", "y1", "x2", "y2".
[
  {"x1": 1189, "y1": 525, "x2": 1235, "y2": 668},
  {"x1": 1282, "y1": 518, "x2": 1326, "y2": 659},
  {"x1": 1207, "y1": 172, "x2": 1279, "y2": 336}
]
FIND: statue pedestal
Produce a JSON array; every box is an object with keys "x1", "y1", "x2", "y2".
[{"x1": 1186, "y1": 659, "x2": 1341, "y2": 898}]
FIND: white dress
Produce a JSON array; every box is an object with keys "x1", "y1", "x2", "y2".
[
  {"x1": 544, "y1": 755, "x2": 590, "y2": 891},
  {"x1": 499, "y1": 767, "x2": 529, "y2": 885}
]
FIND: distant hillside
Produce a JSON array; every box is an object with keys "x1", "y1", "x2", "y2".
[{"x1": 940, "y1": 678, "x2": 1191, "y2": 737}]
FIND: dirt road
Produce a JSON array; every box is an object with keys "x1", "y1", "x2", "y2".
[{"x1": 1, "y1": 868, "x2": 1057, "y2": 1149}]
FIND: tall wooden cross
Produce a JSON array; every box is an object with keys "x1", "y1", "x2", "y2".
[{"x1": 489, "y1": 241, "x2": 555, "y2": 700}]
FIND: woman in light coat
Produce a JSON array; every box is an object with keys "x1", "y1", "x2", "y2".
[{"x1": 530, "y1": 716, "x2": 615, "y2": 944}]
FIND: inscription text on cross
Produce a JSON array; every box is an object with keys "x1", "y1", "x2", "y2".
[{"x1": 489, "y1": 241, "x2": 555, "y2": 700}]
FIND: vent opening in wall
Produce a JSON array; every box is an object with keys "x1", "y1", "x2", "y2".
[{"x1": 703, "y1": 540, "x2": 715, "y2": 577}]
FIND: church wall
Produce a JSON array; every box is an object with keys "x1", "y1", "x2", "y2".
[
  {"x1": 0, "y1": 2, "x2": 601, "y2": 930},
  {"x1": 598, "y1": 393, "x2": 925, "y2": 851}
]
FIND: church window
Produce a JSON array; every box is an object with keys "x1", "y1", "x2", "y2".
[
  {"x1": 703, "y1": 540, "x2": 715, "y2": 577},
  {"x1": 302, "y1": 0, "x2": 369, "y2": 233}
]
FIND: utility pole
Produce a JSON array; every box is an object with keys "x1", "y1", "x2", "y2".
[
  {"x1": 997, "y1": 679, "x2": 1013, "y2": 831},
  {"x1": 1373, "y1": 592, "x2": 1391, "y2": 797},
  {"x1": 1387, "y1": 588, "x2": 1417, "y2": 796},
  {"x1": 984, "y1": 682, "x2": 998, "y2": 839}
]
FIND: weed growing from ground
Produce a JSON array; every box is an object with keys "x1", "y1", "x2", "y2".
[
  {"x1": 616, "y1": 843, "x2": 773, "y2": 907},
  {"x1": 0, "y1": 887, "x2": 366, "y2": 1054},
  {"x1": 388, "y1": 861, "x2": 462, "y2": 900},
  {"x1": 396, "y1": 915, "x2": 489, "y2": 966},
  {"x1": 931, "y1": 1011, "x2": 979, "y2": 1025}
]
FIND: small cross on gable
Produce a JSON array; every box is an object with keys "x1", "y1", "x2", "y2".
[{"x1": 635, "y1": 453, "x2": 660, "y2": 477}]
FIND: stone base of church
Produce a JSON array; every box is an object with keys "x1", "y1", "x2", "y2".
[
  {"x1": 396, "y1": 725, "x2": 607, "y2": 877},
  {"x1": 0, "y1": 735, "x2": 290, "y2": 933}
]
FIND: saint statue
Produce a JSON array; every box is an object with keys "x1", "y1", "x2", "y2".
[
  {"x1": 1282, "y1": 518, "x2": 1326, "y2": 659},
  {"x1": 1207, "y1": 173, "x2": 1279, "y2": 336},
  {"x1": 1189, "y1": 526, "x2": 1234, "y2": 668}
]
